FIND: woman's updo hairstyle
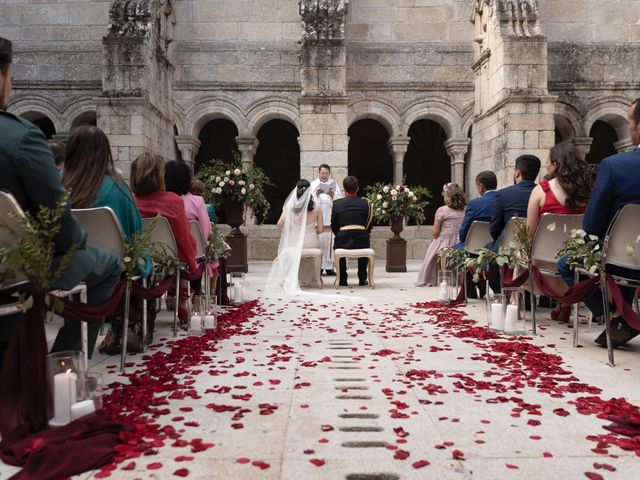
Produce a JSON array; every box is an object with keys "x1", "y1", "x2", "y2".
[{"x1": 296, "y1": 179, "x2": 315, "y2": 211}]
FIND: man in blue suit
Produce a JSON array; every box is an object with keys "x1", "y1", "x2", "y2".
[
  {"x1": 486, "y1": 155, "x2": 541, "y2": 294},
  {"x1": 558, "y1": 98, "x2": 640, "y2": 348},
  {"x1": 457, "y1": 171, "x2": 497, "y2": 298}
]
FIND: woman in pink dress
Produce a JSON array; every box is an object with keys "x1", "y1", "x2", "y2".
[{"x1": 415, "y1": 183, "x2": 466, "y2": 287}]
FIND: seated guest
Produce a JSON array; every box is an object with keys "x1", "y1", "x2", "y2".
[
  {"x1": 0, "y1": 36, "x2": 120, "y2": 363},
  {"x1": 62, "y1": 126, "x2": 152, "y2": 352},
  {"x1": 47, "y1": 139, "x2": 65, "y2": 170},
  {"x1": 558, "y1": 98, "x2": 640, "y2": 347},
  {"x1": 415, "y1": 183, "x2": 466, "y2": 287},
  {"x1": 130, "y1": 153, "x2": 197, "y2": 323},
  {"x1": 526, "y1": 142, "x2": 592, "y2": 321},
  {"x1": 457, "y1": 171, "x2": 497, "y2": 298},
  {"x1": 487, "y1": 155, "x2": 541, "y2": 294},
  {"x1": 190, "y1": 178, "x2": 218, "y2": 224}
]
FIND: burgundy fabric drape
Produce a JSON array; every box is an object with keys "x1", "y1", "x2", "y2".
[
  {"x1": 130, "y1": 275, "x2": 175, "y2": 300},
  {"x1": 501, "y1": 266, "x2": 530, "y2": 288},
  {"x1": 50, "y1": 281, "x2": 126, "y2": 324},
  {"x1": 607, "y1": 276, "x2": 640, "y2": 331},
  {"x1": 218, "y1": 257, "x2": 230, "y2": 306},
  {"x1": 0, "y1": 413, "x2": 134, "y2": 480},
  {"x1": 530, "y1": 266, "x2": 600, "y2": 305},
  {"x1": 180, "y1": 262, "x2": 205, "y2": 282},
  {"x1": 0, "y1": 295, "x2": 50, "y2": 442}
]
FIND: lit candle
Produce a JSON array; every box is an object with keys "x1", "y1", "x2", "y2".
[
  {"x1": 52, "y1": 369, "x2": 76, "y2": 425},
  {"x1": 491, "y1": 303, "x2": 503, "y2": 330},
  {"x1": 438, "y1": 281, "x2": 449, "y2": 302},
  {"x1": 204, "y1": 314, "x2": 216, "y2": 330},
  {"x1": 190, "y1": 315, "x2": 201, "y2": 331},
  {"x1": 504, "y1": 304, "x2": 518, "y2": 332},
  {"x1": 234, "y1": 284, "x2": 243, "y2": 303},
  {"x1": 70, "y1": 399, "x2": 95, "y2": 421}
]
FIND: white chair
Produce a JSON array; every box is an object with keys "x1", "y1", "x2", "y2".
[
  {"x1": 333, "y1": 248, "x2": 376, "y2": 288},
  {"x1": 0, "y1": 192, "x2": 88, "y2": 366},
  {"x1": 463, "y1": 221, "x2": 493, "y2": 301},
  {"x1": 600, "y1": 204, "x2": 640, "y2": 366},
  {"x1": 301, "y1": 248, "x2": 323, "y2": 289},
  {"x1": 73, "y1": 207, "x2": 147, "y2": 372},
  {"x1": 189, "y1": 220, "x2": 212, "y2": 306}
]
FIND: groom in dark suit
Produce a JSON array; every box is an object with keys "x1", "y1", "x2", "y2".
[{"x1": 331, "y1": 176, "x2": 373, "y2": 286}]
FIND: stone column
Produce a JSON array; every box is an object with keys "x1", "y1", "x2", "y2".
[
  {"x1": 573, "y1": 136, "x2": 593, "y2": 158},
  {"x1": 51, "y1": 133, "x2": 69, "y2": 144},
  {"x1": 175, "y1": 135, "x2": 201, "y2": 171},
  {"x1": 444, "y1": 137, "x2": 470, "y2": 186},
  {"x1": 614, "y1": 138, "x2": 635, "y2": 153},
  {"x1": 387, "y1": 136, "x2": 410, "y2": 185},
  {"x1": 235, "y1": 136, "x2": 259, "y2": 171}
]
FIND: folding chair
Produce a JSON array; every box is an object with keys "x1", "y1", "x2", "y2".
[
  {"x1": 600, "y1": 204, "x2": 640, "y2": 366},
  {"x1": 463, "y1": 221, "x2": 492, "y2": 301},
  {"x1": 144, "y1": 216, "x2": 182, "y2": 338},
  {"x1": 189, "y1": 220, "x2": 212, "y2": 307},
  {"x1": 498, "y1": 216, "x2": 522, "y2": 291},
  {"x1": 527, "y1": 213, "x2": 583, "y2": 336},
  {"x1": 0, "y1": 191, "x2": 88, "y2": 366},
  {"x1": 73, "y1": 207, "x2": 148, "y2": 372}
]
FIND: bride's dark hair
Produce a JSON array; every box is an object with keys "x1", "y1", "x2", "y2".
[{"x1": 296, "y1": 179, "x2": 315, "y2": 211}]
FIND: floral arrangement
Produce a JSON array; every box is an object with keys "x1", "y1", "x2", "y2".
[
  {"x1": 364, "y1": 181, "x2": 431, "y2": 224},
  {"x1": 438, "y1": 247, "x2": 468, "y2": 270},
  {"x1": 196, "y1": 152, "x2": 271, "y2": 222},
  {"x1": 556, "y1": 228, "x2": 603, "y2": 275},
  {"x1": 122, "y1": 217, "x2": 157, "y2": 279},
  {"x1": 205, "y1": 226, "x2": 231, "y2": 262}
]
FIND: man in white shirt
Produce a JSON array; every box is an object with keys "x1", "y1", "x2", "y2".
[{"x1": 310, "y1": 164, "x2": 342, "y2": 275}]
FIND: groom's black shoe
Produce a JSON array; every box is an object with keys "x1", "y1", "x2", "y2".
[
  {"x1": 339, "y1": 281, "x2": 348, "y2": 286},
  {"x1": 325, "y1": 269, "x2": 336, "y2": 276},
  {"x1": 359, "y1": 279, "x2": 368, "y2": 286}
]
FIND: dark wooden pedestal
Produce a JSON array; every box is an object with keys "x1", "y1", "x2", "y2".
[
  {"x1": 386, "y1": 238, "x2": 407, "y2": 272},
  {"x1": 227, "y1": 232, "x2": 248, "y2": 273}
]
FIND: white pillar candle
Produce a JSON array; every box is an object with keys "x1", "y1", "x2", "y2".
[
  {"x1": 438, "y1": 281, "x2": 449, "y2": 302},
  {"x1": 52, "y1": 369, "x2": 76, "y2": 425},
  {"x1": 491, "y1": 303, "x2": 503, "y2": 330},
  {"x1": 234, "y1": 284, "x2": 242, "y2": 303},
  {"x1": 204, "y1": 315, "x2": 216, "y2": 330},
  {"x1": 504, "y1": 304, "x2": 518, "y2": 332},
  {"x1": 189, "y1": 315, "x2": 201, "y2": 331},
  {"x1": 70, "y1": 399, "x2": 96, "y2": 421}
]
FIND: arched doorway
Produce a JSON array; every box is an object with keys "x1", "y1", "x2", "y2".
[
  {"x1": 404, "y1": 119, "x2": 449, "y2": 223},
  {"x1": 347, "y1": 119, "x2": 393, "y2": 195},
  {"x1": 71, "y1": 111, "x2": 97, "y2": 131},
  {"x1": 253, "y1": 119, "x2": 300, "y2": 224},
  {"x1": 22, "y1": 113, "x2": 56, "y2": 139},
  {"x1": 586, "y1": 120, "x2": 617, "y2": 164},
  {"x1": 194, "y1": 118, "x2": 239, "y2": 170}
]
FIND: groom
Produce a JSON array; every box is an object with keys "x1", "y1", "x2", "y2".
[
  {"x1": 310, "y1": 164, "x2": 341, "y2": 276},
  {"x1": 331, "y1": 176, "x2": 373, "y2": 286}
]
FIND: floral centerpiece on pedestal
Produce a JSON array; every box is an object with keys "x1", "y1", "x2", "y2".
[{"x1": 365, "y1": 181, "x2": 431, "y2": 233}]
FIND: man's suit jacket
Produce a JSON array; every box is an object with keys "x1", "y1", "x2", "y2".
[
  {"x1": 459, "y1": 190, "x2": 497, "y2": 244},
  {"x1": 488, "y1": 179, "x2": 536, "y2": 251},
  {"x1": 584, "y1": 148, "x2": 640, "y2": 239},
  {"x1": 330, "y1": 195, "x2": 373, "y2": 250}
]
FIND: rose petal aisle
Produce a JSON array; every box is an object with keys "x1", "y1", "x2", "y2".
[{"x1": 5, "y1": 277, "x2": 640, "y2": 479}]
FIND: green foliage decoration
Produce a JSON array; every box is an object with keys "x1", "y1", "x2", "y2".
[{"x1": 364, "y1": 180, "x2": 431, "y2": 224}]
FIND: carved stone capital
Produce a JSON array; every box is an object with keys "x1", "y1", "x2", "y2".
[
  {"x1": 386, "y1": 136, "x2": 411, "y2": 156},
  {"x1": 299, "y1": 0, "x2": 349, "y2": 44},
  {"x1": 471, "y1": 0, "x2": 542, "y2": 38},
  {"x1": 175, "y1": 135, "x2": 201, "y2": 166},
  {"x1": 235, "y1": 136, "x2": 259, "y2": 171},
  {"x1": 444, "y1": 138, "x2": 470, "y2": 163}
]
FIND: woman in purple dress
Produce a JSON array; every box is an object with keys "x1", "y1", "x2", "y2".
[{"x1": 415, "y1": 183, "x2": 466, "y2": 287}]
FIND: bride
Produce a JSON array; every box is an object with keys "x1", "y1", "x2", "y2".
[{"x1": 264, "y1": 179, "x2": 323, "y2": 296}]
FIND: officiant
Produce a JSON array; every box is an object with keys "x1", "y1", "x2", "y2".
[{"x1": 310, "y1": 164, "x2": 342, "y2": 276}]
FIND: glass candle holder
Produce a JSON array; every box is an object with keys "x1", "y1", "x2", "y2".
[
  {"x1": 203, "y1": 296, "x2": 217, "y2": 330},
  {"x1": 501, "y1": 287, "x2": 526, "y2": 335},
  {"x1": 487, "y1": 293, "x2": 503, "y2": 330},
  {"x1": 437, "y1": 270, "x2": 454, "y2": 304},
  {"x1": 231, "y1": 272, "x2": 245, "y2": 304},
  {"x1": 72, "y1": 372, "x2": 103, "y2": 420},
  {"x1": 47, "y1": 351, "x2": 85, "y2": 426},
  {"x1": 188, "y1": 295, "x2": 204, "y2": 336}
]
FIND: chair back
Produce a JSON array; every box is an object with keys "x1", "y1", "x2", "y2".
[
  {"x1": 464, "y1": 221, "x2": 492, "y2": 253},
  {"x1": 531, "y1": 213, "x2": 583, "y2": 270},
  {"x1": 0, "y1": 191, "x2": 29, "y2": 287},
  {"x1": 603, "y1": 204, "x2": 640, "y2": 272},
  {"x1": 500, "y1": 216, "x2": 522, "y2": 251},
  {"x1": 72, "y1": 207, "x2": 126, "y2": 257},
  {"x1": 144, "y1": 216, "x2": 178, "y2": 256},
  {"x1": 189, "y1": 220, "x2": 206, "y2": 260}
]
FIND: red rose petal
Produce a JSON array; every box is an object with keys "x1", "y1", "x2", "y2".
[
  {"x1": 309, "y1": 459, "x2": 326, "y2": 467},
  {"x1": 236, "y1": 458, "x2": 251, "y2": 464},
  {"x1": 121, "y1": 461, "x2": 136, "y2": 471},
  {"x1": 452, "y1": 450, "x2": 464, "y2": 460},
  {"x1": 412, "y1": 460, "x2": 430, "y2": 469},
  {"x1": 506, "y1": 464, "x2": 519, "y2": 469},
  {"x1": 147, "y1": 462, "x2": 163, "y2": 470},
  {"x1": 394, "y1": 449, "x2": 410, "y2": 460},
  {"x1": 251, "y1": 460, "x2": 270, "y2": 470},
  {"x1": 585, "y1": 473, "x2": 603, "y2": 480},
  {"x1": 173, "y1": 468, "x2": 189, "y2": 477}
]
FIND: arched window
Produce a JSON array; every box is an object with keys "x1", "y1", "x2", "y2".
[
  {"x1": 587, "y1": 120, "x2": 617, "y2": 165},
  {"x1": 195, "y1": 118, "x2": 239, "y2": 170},
  {"x1": 347, "y1": 119, "x2": 393, "y2": 194}
]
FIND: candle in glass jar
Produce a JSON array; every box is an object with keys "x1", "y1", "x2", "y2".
[
  {"x1": 204, "y1": 314, "x2": 216, "y2": 330},
  {"x1": 52, "y1": 369, "x2": 76, "y2": 425},
  {"x1": 491, "y1": 303, "x2": 503, "y2": 330},
  {"x1": 234, "y1": 284, "x2": 242, "y2": 303},
  {"x1": 70, "y1": 399, "x2": 96, "y2": 420},
  {"x1": 189, "y1": 315, "x2": 201, "y2": 331},
  {"x1": 504, "y1": 304, "x2": 518, "y2": 331},
  {"x1": 438, "y1": 281, "x2": 449, "y2": 302}
]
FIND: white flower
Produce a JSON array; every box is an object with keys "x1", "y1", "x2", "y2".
[
  {"x1": 382, "y1": 201, "x2": 388, "y2": 208},
  {"x1": 234, "y1": 168, "x2": 241, "y2": 176},
  {"x1": 241, "y1": 187, "x2": 247, "y2": 195},
  {"x1": 225, "y1": 170, "x2": 231, "y2": 176},
  {"x1": 216, "y1": 187, "x2": 222, "y2": 194},
  {"x1": 215, "y1": 176, "x2": 221, "y2": 182},
  {"x1": 211, "y1": 188, "x2": 216, "y2": 193},
  {"x1": 377, "y1": 194, "x2": 382, "y2": 200},
  {"x1": 238, "y1": 180, "x2": 245, "y2": 186},
  {"x1": 218, "y1": 181, "x2": 225, "y2": 187},
  {"x1": 395, "y1": 185, "x2": 401, "y2": 191},
  {"x1": 381, "y1": 209, "x2": 387, "y2": 214},
  {"x1": 223, "y1": 177, "x2": 229, "y2": 183},
  {"x1": 383, "y1": 186, "x2": 389, "y2": 193},
  {"x1": 249, "y1": 183, "x2": 255, "y2": 190},
  {"x1": 229, "y1": 180, "x2": 235, "y2": 186},
  {"x1": 390, "y1": 189, "x2": 397, "y2": 196},
  {"x1": 123, "y1": 256, "x2": 132, "y2": 263},
  {"x1": 392, "y1": 196, "x2": 397, "y2": 201}
]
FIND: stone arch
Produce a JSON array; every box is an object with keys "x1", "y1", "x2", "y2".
[
  {"x1": 172, "y1": 103, "x2": 186, "y2": 136},
  {"x1": 183, "y1": 94, "x2": 246, "y2": 138},
  {"x1": 61, "y1": 97, "x2": 97, "y2": 132},
  {"x1": 347, "y1": 97, "x2": 402, "y2": 137},
  {"x1": 460, "y1": 103, "x2": 475, "y2": 139},
  {"x1": 9, "y1": 94, "x2": 64, "y2": 133},
  {"x1": 583, "y1": 96, "x2": 631, "y2": 142},
  {"x1": 400, "y1": 97, "x2": 462, "y2": 138},
  {"x1": 246, "y1": 96, "x2": 301, "y2": 138},
  {"x1": 554, "y1": 101, "x2": 585, "y2": 141}
]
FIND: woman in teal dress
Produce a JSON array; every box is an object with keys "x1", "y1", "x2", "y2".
[{"x1": 62, "y1": 126, "x2": 151, "y2": 353}]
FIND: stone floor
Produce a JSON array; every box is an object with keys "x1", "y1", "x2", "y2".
[{"x1": 2, "y1": 260, "x2": 640, "y2": 479}]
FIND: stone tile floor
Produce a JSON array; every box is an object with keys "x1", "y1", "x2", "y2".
[{"x1": 2, "y1": 260, "x2": 640, "y2": 479}]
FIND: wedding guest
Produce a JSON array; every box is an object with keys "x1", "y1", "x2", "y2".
[
  {"x1": 526, "y1": 142, "x2": 592, "y2": 321},
  {"x1": 558, "y1": 98, "x2": 640, "y2": 347},
  {"x1": 47, "y1": 139, "x2": 65, "y2": 169},
  {"x1": 0, "y1": 36, "x2": 120, "y2": 362},
  {"x1": 130, "y1": 153, "x2": 197, "y2": 324},
  {"x1": 191, "y1": 178, "x2": 218, "y2": 224},
  {"x1": 62, "y1": 125, "x2": 152, "y2": 353},
  {"x1": 415, "y1": 183, "x2": 466, "y2": 287}
]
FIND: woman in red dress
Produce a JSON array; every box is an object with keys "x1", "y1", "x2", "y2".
[{"x1": 526, "y1": 142, "x2": 593, "y2": 320}]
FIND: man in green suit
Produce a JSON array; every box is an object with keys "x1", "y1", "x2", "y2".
[{"x1": 0, "y1": 37, "x2": 121, "y2": 363}]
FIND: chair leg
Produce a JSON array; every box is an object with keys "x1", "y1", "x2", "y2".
[
  {"x1": 173, "y1": 270, "x2": 180, "y2": 338},
  {"x1": 634, "y1": 291, "x2": 640, "y2": 314},
  {"x1": 369, "y1": 256, "x2": 375, "y2": 289},
  {"x1": 601, "y1": 273, "x2": 615, "y2": 367},
  {"x1": 204, "y1": 263, "x2": 210, "y2": 310},
  {"x1": 528, "y1": 274, "x2": 537, "y2": 335},
  {"x1": 80, "y1": 286, "x2": 88, "y2": 372},
  {"x1": 464, "y1": 269, "x2": 469, "y2": 303},
  {"x1": 572, "y1": 270, "x2": 580, "y2": 348},
  {"x1": 142, "y1": 277, "x2": 148, "y2": 353},
  {"x1": 334, "y1": 255, "x2": 340, "y2": 287},
  {"x1": 120, "y1": 279, "x2": 132, "y2": 373}
]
